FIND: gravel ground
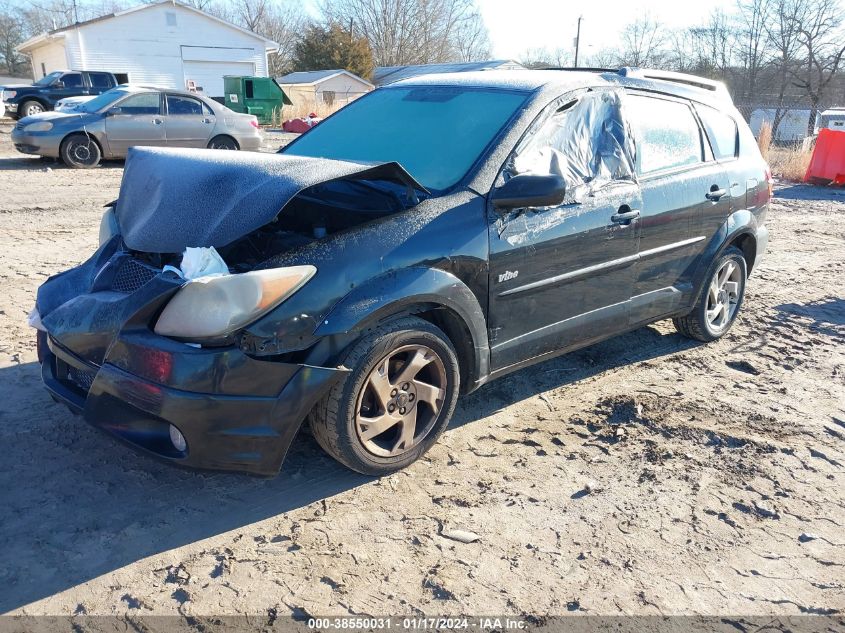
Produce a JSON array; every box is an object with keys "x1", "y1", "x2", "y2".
[{"x1": 0, "y1": 120, "x2": 843, "y2": 619}]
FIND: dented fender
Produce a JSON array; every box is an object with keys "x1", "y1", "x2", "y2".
[{"x1": 314, "y1": 267, "x2": 490, "y2": 388}]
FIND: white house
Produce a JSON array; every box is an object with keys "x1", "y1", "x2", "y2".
[
  {"x1": 15, "y1": 1, "x2": 278, "y2": 99},
  {"x1": 750, "y1": 108, "x2": 812, "y2": 142},
  {"x1": 277, "y1": 69, "x2": 373, "y2": 111}
]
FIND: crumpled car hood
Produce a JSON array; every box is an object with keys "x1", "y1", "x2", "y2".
[{"x1": 115, "y1": 147, "x2": 426, "y2": 253}]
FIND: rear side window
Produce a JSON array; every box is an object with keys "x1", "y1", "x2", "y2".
[
  {"x1": 625, "y1": 94, "x2": 702, "y2": 175},
  {"x1": 167, "y1": 94, "x2": 204, "y2": 115},
  {"x1": 697, "y1": 105, "x2": 738, "y2": 160},
  {"x1": 89, "y1": 73, "x2": 113, "y2": 89}
]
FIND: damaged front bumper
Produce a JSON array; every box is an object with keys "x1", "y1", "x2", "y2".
[
  {"x1": 41, "y1": 333, "x2": 345, "y2": 476},
  {"x1": 36, "y1": 242, "x2": 347, "y2": 476}
]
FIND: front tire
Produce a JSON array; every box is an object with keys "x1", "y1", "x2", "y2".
[
  {"x1": 20, "y1": 100, "x2": 45, "y2": 118},
  {"x1": 60, "y1": 133, "x2": 101, "y2": 168},
  {"x1": 673, "y1": 246, "x2": 747, "y2": 342},
  {"x1": 310, "y1": 317, "x2": 460, "y2": 475}
]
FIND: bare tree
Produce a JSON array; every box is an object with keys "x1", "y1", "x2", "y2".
[
  {"x1": 687, "y1": 9, "x2": 736, "y2": 77},
  {"x1": 788, "y1": 0, "x2": 845, "y2": 134},
  {"x1": 735, "y1": 0, "x2": 771, "y2": 115},
  {"x1": 453, "y1": 8, "x2": 491, "y2": 62},
  {"x1": 616, "y1": 14, "x2": 666, "y2": 68},
  {"x1": 518, "y1": 47, "x2": 571, "y2": 69},
  {"x1": 323, "y1": 0, "x2": 488, "y2": 66},
  {"x1": 764, "y1": 0, "x2": 807, "y2": 135}
]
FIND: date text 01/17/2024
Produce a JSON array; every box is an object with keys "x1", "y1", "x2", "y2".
[{"x1": 306, "y1": 617, "x2": 528, "y2": 630}]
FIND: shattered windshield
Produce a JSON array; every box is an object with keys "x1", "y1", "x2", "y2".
[{"x1": 283, "y1": 86, "x2": 528, "y2": 191}]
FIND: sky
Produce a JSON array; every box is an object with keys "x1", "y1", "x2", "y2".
[{"x1": 477, "y1": 0, "x2": 737, "y2": 62}]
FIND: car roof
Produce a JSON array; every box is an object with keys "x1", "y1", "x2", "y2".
[{"x1": 390, "y1": 68, "x2": 733, "y2": 111}]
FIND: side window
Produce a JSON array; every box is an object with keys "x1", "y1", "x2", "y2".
[
  {"x1": 167, "y1": 94, "x2": 203, "y2": 115},
  {"x1": 116, "y1": 93, "x2": 161, "y2": 115},
  {"x1": 509, "y1": 90, "x2": 636, "y2": 202},
  {"x1": 202, "y1": 101, "x2": 214, "y2": 116},
  {"x1": 61, "y1": 73, "x2": 83, "y2": 88},
  {"x1": 625, "y1": 95, "x2": 702, "y2": 175},
  {"x1": 89, "y1": 73, "x2": 113, "y2": 89},
  {"x1": 696, "y1": 104, "x2": 738, "y2": 160}
]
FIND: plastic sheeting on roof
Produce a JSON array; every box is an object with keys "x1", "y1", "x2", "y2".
[{"x1": 114, "y1": 147, "x2": 423, "y2": 253}]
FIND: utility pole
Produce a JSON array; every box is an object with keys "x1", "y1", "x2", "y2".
[{"x1": 574, "y1": 15, "x2": 583, "y2": 68}]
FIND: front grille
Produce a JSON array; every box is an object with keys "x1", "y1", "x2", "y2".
[
  {"x1": 67, "y1": 366, "x2": 96, "y2": 392},
  {"x1": 111, "y1": 257, "x2": 159, "y2": 293}
]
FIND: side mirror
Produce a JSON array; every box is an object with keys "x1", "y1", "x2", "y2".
[
  {"x1": 106, "y1": 107, "x2": 121, "y2": 116},
  {"x1": 53, "y1": 80, "x2": 65, "y2": 89},
  {"x1": 491, "y1": 173, "x2": 567, "y2": 210}
]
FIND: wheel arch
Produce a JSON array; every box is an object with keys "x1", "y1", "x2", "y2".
[
  {"x1": 60, "y1": 130, "x2": 105, "y2": 156},
  {"x1": 208, "y1": 134, "x2": 240, "y2": 150},
  {"x1": 311, "y1": 268, "x2": 490, "y2": 392}
]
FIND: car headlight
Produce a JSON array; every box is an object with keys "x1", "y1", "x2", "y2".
[
  {"x1": 3, "y1": 90, "x2": 16, "y2": 99},
  {"x1": 24, "y1": 121, "x2": 53, "y2": 132},
  {"x1": 154, "y1": 265, "x2": 316, "y2": 340}
]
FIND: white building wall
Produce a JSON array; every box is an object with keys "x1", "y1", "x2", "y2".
[
  {"x1": 29, "y1": 40, "x2": 69, "y2": 78},
  {"x1": 33, "y1": 3, "x2": 269, "y2": 96}
]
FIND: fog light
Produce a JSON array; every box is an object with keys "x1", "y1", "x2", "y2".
[{"x1": 169, "y1": 424, "x2": 187, "y2": 452}]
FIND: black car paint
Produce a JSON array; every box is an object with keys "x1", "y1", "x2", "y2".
[
  {"x1": 3, "y1": 70, "x2": 118, "y2": 115},
  {"x1": 35, "y1": 71, "x2": 770, "y2": 475}
]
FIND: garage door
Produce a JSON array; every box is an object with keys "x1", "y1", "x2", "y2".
[{"x1": 182, "y1": 61, "x2": 255, "y2": 99}]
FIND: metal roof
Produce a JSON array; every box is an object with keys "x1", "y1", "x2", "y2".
[{"x1": 277, "y1": 69, "x2": 373, "y2": 87}]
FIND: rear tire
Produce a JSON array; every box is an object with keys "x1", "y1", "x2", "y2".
[
  {"x1": 673, "y1": 246, "x2": 747, "y2": 342},
  {"x1": 60, "y1": 133, "x2": 101, "y2": 168},
  {"x1": 207, "y1": 135, "x2": 239, "y2": 150},
  {"x1": 310, "y1": 317, "x2": 460, "y2": 475},
  {"x1": 20, "y1": 100, "x2": 45, "y2": 118}
]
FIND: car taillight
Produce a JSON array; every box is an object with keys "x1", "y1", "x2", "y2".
[
  {"x1": 765, "y1": 165, "x2": 774, "y2": 198},
  {"x1": 249, "y1": 119, "x2": 259, "y2": 129}
]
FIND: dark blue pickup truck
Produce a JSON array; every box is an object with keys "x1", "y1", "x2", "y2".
[{"x1": 1, "y1": 70, "x2": 123, "y2": 119}]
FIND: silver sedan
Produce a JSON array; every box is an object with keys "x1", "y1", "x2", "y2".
[{"x1": 11, "y1": 86, "x2": 263, "y2": 168}]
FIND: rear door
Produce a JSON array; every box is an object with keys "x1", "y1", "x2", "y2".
[
  {"x1": 104, "y1": 92, "x2": 166, "y2": 156},
  {"x1": 163, "y1": 93, "x2": 216, "y2": 148},
  {"x1": 487, "y1": 90, "x2": 642, "y2": 371},
  {"x1": 623, "y1": 92, "x2": 733, "y2": 325}
]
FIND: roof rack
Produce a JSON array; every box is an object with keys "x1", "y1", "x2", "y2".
[{"x1": 618, "y1": 67, "x2": 732, "y2": 100}]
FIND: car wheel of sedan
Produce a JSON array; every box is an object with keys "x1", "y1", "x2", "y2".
[
  {"x1": 60, "y1": 133, "x2": 102, "y2": 169},
  {"x1": 207, "y1": 135, "x2": 239, "y2": 150},
  {"x1": 673, "y1": 246, "x2": 747, "y2": 342},
  {"x1": 20, "y1": 100, "x2": 45, "y2": 117},
  {"x1": 310, "y1": 316, "x2": 460, "y2": 475}
]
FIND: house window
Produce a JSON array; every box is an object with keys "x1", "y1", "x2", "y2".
[
  {"x1": 166, "y1": 11, "x2": 177, "y2": 27},
  {"x1": 41, "y1": 63, "x2": 46, "y2": 77},
  {"x1": 322, "y1": 90, "x2": 335, "y2": 106}
]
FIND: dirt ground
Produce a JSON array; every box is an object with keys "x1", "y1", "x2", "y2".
[{"x1": 0, "y1": 119, "x2": 843, "y2": 621}]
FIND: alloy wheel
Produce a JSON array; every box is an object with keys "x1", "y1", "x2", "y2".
[
  {"x1": 706, "y1": 259, "x2": 742, "y2": 332},
  {"x1": 25, "y1": 103, "x2": 44, "y2": 117},
  {"x1": 354, "y1": 344, "x2": 447, "y2": 457}
]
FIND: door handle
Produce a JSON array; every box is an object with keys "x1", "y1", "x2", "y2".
[
  {"x1": 152, "y1": 118, "x2": 163, "y2": 125},
  {"x1": 202, "y1": 118, "x2": 213, "y2": 124},
  {"x1": 706, "y1": 187, "x2": 727, "y2": 201},
  {"x1": 611, "y1": 209, "x2": 640, "y2": 224}
]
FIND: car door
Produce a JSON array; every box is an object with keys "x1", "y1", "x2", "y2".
[
  {"x1": 46, "y1": 72, "x2": 85, "y2": 102},
  {"x1": 487, "y1": 89, "x2": 642, "y2": 371},
  {"x1": 623, "y1": 92, "x2": 733, "y2": 325},
  {"x1": 163, "y1": 94, "x2": 216, "y2": 148},
  {"x1": 104, "y1": 92, "x2": 166, "y2": 156}
]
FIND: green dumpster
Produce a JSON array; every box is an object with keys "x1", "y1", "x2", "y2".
[{"x1": 223, "y1": 76, "x2": 292, "y2": 125}]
